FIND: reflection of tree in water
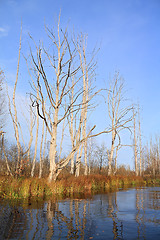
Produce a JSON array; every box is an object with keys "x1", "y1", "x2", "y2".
[
  {"x1": 1, "y1": 206, "x2": 27, "y2": 239},
  {"x1": 146, "y1": 188, "x2": 160, "y2": 225},
  {"x1": 45, "y1": 199, "x2": 92, "y2": 239},
  {"x1": 148, "y1": 189, "x2": 160, "y2": 210},
  {"x1": 0, "y1": 198, "x2": 96, "y2": 239},
  {"x1": 136, "y1": 188, "x2": 146, "y2": 239},
  {"x1": 45, "y1": 200, "x2": 58, "y2": 239},
  {"x1": 1, "y1": 188, "x2": 160, "y2": 239},
  {"x1": 107, "y1": 192, "x2": 123, "y2": 240},
  {"x1": 0, "y1": 194, "x2": 124, "y2": 239},
  {"x1": 135, "y1": 187, "x2": 160, "y2": 238},
  {"x1": 0, "y1": 201, "x2": 48, "y2": 239}
]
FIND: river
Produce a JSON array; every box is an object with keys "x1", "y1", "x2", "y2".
[{"x1": 0, "y1": 186, "x2": 160, "y2": 239}]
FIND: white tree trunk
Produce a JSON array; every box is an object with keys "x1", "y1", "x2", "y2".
[
  {"x1": 138, "y1": 106, "x2": 142, "y2": 176},
  {"x1": 39, "y1": 119, "x2": 45, "y2": 178},
  {"x1": 31, "y1": 109, "x2": 39, "y2": 177},
  {"x1": 133, "y1": 109, "x2": 138, "y2": 176},
  {"x1": 75, "y1": 147, "x2": 81, "y2": 177},
  {"x1": 48, "y1": 107, "x2": 58, "y2": 182}
]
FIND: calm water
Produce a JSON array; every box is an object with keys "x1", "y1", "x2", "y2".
[{"x1": 0, "y1": 187, "x2": 160, "y2": 239}]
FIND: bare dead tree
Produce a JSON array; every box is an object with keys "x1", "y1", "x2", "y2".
[
  {"x1": 6, "y1": 25, "x2": 34, "y2": 176},
  {"x1": 155, "y1": 136, "x2": 160, "y2": 174},
  {"x1": 20, "y1": 97, "x2": 36, "y2": 172},
  {"x1": 26, "y1": 105, "x2": 35, "y2": 164},
  {"x1": 39, "y1": 119, "x2": 44, "y2": 178},
  {"x1": 76, "y1": 34, "x2": 89, "y2": 175},
  {"x1": 76, "y1": 34, "x2": 97, "y2": 176},
  {"x1": 6, "y1": 26, "x2": 23, "y2": 176},
  {"x1": 138, "y1": 105, "x2": 142, "y2": 176},
  {"x1": 71, "y1": 33, "x2": 97, "y2": 177},
  {"x1": 0, "y1": 70, "x2": 6, "y2": 170},
  {"x1": 51, "y1": 125, "x2": 112, "y2": 180},
  {"x1": 28, "y1": 15, "x2": 112, "y2": 181},
  {"x1": 0, "y1": 69, "x2": 6, "y2": 132},
  {"x1": 1, "y1": 133, "x2": 13, "y2": 176},
  {"x1": 87, "y1": 130, "x2": 96, "y2": 174},
  {"x1": 132, "y1": 104, "x2": 143, "y2": 176},
  {"x1": 31, "y1": 67, "x2": 40, "y2": 177},
  {"x1": 68, "y1": 76, "x2": 76, "y2": 174},
  {"x1": 28, "y1": 16, "x2": 90, "y2": 181},
  {"x1": 133, "y1": 107, "x2": 138, "y2": 176},
  {"x1": 39, "y1": 119, "x2": 48, "y2": 178},
  {"x1": 143, "y1": 136, "x2": 160, "y2": 176},
  {"x1": 95, "y1": 142, "x2": 108, "y2": 173},
  {"x1": 106, "y1": 72, "x2": 133, "y2": 175}
]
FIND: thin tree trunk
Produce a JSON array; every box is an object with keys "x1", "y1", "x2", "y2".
[
  {"x1": 12, "y1": 26, "x2": 22, "y2": 175},
  {"x1": 31, "y1": 87, "x2": 39, "y2": 177},
  {"x1": 39, "y1": 119, "x2": 44, "y2": 178},
  {"x1": 133, "y1": 108, "x2": 138, "y2": 176},
  {"x1": 2, "y1": 134, "x2": 13, "y2": 176},
  {"x1": 77, "y1": 36, "x2": 89, "y2": 176},
  {"x1": 42, "y1": 124, "x2": 47, "y2": 163},
  {"x1": 69, "y1": 77, "x2": 75, "y2": 175},
  {"x1": 27, "y1": 106, "x2": 34, "y2": 164},
  {"x1": 75, "y1": 147, "x2": 81, "y2": 177},
  {"x1": 6, "y1": 26, "x2": 23, "y2": 176},
  {"x1": 114, "y1": 146, "x2": 119, "y2": 174},
  {"x1": 108, "y1": 129, "x2": 116, "y2": 176},
  {"x1": 83, "y1": 115, "x2": 88, "y2": 175},
  {"x1": 150, "y1": 137, "x2": 155, "y2": 177},
  {"x1": 138, "y1": 106, "x2": 142, "y2": 176}
]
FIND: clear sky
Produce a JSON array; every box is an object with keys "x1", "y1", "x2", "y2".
[{"x1": 0, "y1": 0, "x2": 160, "y2": 167}]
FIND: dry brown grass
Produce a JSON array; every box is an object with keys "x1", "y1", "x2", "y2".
[{"x1": 0, "y1": 174, "x2": 159, "y2": 200}]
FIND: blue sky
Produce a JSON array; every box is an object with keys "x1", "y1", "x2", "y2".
[{"x1": 0, "y1": 0, "x2": 160, "y2": 167}]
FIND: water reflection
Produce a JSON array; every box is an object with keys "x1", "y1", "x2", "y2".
[
  {"x1": 107, "y1": 192, "x2": 123, "y2": 239},
  {"x1": 0, "y1": 187, "x2": 160, "y2": 239}
]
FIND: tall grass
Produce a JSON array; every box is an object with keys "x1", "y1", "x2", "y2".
[{"x1": 0, "y1": 174, "x2": 159, "y2": 200}]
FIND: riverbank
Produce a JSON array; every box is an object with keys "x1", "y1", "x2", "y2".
[{"x1": 0, "y1": 175, "x2": 160, "y2": 200}]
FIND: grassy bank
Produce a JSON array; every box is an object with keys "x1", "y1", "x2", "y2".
[{"x1": 0, "y1": 175, "x2": 160, "y2": 200}]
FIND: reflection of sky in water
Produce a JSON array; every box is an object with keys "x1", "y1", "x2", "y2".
[
  {"x1": 0, "y1": 187, "x2": 160, "y2": 239},
  {"x1": 117, "y1": 189, "x2": 138, "y2": 221}
]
